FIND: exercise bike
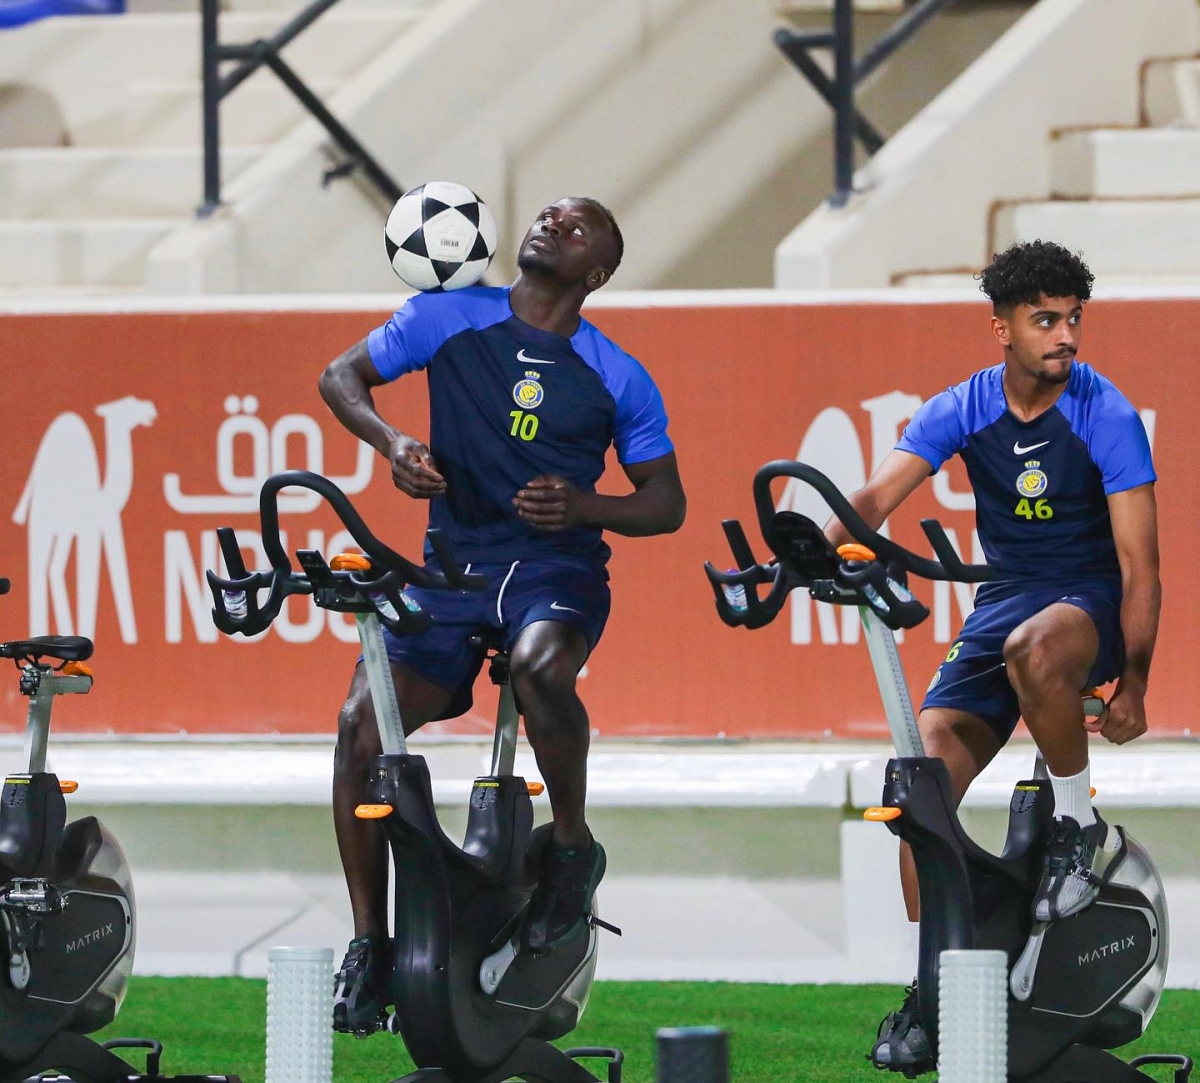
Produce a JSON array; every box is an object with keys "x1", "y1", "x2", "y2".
[
  {"x1": 704, "y1": 461, "x2": 1192, "y2": 1083},
  {"x1": 208, "y1": 470, "x2": 622, "y2": 1083},
  {"x1": 0, "y1": 576, "x2": 243, "y2": 1083}
]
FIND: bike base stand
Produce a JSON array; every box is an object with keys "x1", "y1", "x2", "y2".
[
  {"x1": 2, "y1": 1032, "x2": 245, "y2": 1083},
  {"x1": 1021, "y1": 1044, "x2": 1193, "y2": 1083},
  {"x1": 391, "y1": 1039, "x2": 623, "y2": 1083}
]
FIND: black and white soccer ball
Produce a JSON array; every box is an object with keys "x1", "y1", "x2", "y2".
[{"x1": 384, "y1": 182, "x2": 498, "y2": 292}]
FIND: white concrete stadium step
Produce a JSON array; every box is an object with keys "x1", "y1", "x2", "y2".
[
  {"x1": 1051, "y1": 128, "x2": 1200, "y2": 198},
  {"x1": 991, "y1": 198, "x2": 1200, "y2": 277},
  {"x1": 0, "y1": 11, "x2": 418, "y2": 148},
  {"x1": 0, "y1": 147, "x2": 260, "y2": 219},
  {"x1": 128, "y1": 0, "x2": 433, "y2": 10},
  {"x1": 1142, "y1": 55, "x2": 1200, "y2": 127},
  {"x1": 0, "y1": 219, "x2": 177, "y2": 287},
  {"x1": 115, "y1": 76, "x2": 343, "y2": 148}
]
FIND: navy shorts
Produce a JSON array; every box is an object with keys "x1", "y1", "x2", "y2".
[
  {"x1": 378, "y1": 556, "x2": 610, "y2": 719},
  {"x1": 921, "y1": 583, "x2": 1124, "y2": 743}
]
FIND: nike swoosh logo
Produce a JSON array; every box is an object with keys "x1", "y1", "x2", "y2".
[
  {"x1": 517, "y1": 348, "x2": 554, "y2": 365},
  {"x1": 1013, "y1": 440, "x2": 1050, "y2": 455},
  {"x1": 549, "y1": 601, "x2": 581, "y2": 614}
]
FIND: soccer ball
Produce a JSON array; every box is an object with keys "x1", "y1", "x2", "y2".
[{"x1": 384, "y1": 182, "x2": 498, "y2": 292}]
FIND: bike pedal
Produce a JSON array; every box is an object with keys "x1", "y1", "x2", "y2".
[
  {"x1": 334, "y1": 1008, "x2": 389, "y2": 1039},
  {"x1": 349, "y1": 1016, "x2": 388, "y2": 1039}
]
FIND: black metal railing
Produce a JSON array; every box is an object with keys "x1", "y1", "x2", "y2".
[
  {"x1": 198, "y1": 0, "x2": 402, "y2": 217},
  {"x1": 774, "y1": 0, "x2": 956, "y2": 208}
]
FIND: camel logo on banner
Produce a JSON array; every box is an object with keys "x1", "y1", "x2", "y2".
[
  {"x1": 10, "y1": 394, "x2": 376, "y2": 647},
  {"x1": 12, "y1": 397, "x2": 157, "y2": 641},
  {"x1": 779, "y1": 392, "x2": 1158, "y2": 648}
]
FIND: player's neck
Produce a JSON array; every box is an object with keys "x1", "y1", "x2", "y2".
[
  {"x1": 509, "y1": 276, "x2": 586, "y2": 338},
  {"x1": 1001, "y1": 363, "x2": 1069, "y2": 422}
]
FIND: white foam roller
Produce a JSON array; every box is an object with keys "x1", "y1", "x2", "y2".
[
  {"x1": 265, "y1": 946, "x2": 334, "y2": 1083},
  {"x1": 938, "y1": 949, "x2": 1007, "y2": 1083}
]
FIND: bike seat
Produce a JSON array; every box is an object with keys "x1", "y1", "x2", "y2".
[
  {"x1": 468, "y1": 630, "x2": 508, "y2": 656},
  {"x1": 0, "y1": 636, "x2": 94, "y2": 663}
]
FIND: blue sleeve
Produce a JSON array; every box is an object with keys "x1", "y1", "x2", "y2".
[
  {"x1": 895, "y1": 388, "x2": 966, "y2": 473},
  {"x1": 573, "y1": 323, "x2": 674, "y2": 464},
  {"x1": 365, "y1": 293, "x2": 445, "y2": 381},
  {"x1": 612, "y1": 359, "x2": 673, "y2": 464},
  {"x1": 1087, "y1": 393, "x2": 1156, "y2": 495}
]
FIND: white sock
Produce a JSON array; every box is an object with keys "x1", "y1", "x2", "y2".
[{"x1": 1049, "y1": 764, "x2": 1096, "y2": 828}]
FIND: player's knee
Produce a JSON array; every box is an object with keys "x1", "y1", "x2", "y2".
[
  {"x1": 510, "y1": 646, "x2": 577, "y2": 704},
  {"x1": 1003, "y1": 624, "x2": 1059, "y2": 690}
]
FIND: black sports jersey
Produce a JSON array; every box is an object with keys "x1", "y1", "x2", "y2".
[
  {"x1": 366, "y1": 286, "x2": 674, "y2": 564},
  {"x1": 897, "y1": 361, "x2": 1155, "y2": 597}
]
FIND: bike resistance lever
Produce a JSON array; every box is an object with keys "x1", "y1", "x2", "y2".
[
  {"x1": 704, "y1": 459, "x2": 996, "y2": 632},
  {"x1": 206, "y1": 469, "x2": 486, "y2": 637}
]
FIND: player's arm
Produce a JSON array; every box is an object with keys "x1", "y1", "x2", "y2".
[
  {"x1": 514, "y1": 452, "x2": 686, "y2": 536},
  {"x1": 823, "y1": 449, "x2": 932, "y2": 548},
  {"x1": 318, "y1": 339, "x2": 445, "y2": 498},
  {"x1": 1092, "y1": 482, "x2": 1160, "y2": 744}
]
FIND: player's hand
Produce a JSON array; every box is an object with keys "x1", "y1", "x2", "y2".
[
  {"x1": 513, "y1": 475, "x2": 585, "y2": 531},
  {"x1": 1089, "y1": 681, "x2": 1148, "y2": 745},
  {"x1": 386, "y1": 434, "x2": 445, "y2": 498}
]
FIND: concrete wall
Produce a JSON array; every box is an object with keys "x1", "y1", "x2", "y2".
[
  {"x1": 775, "y1": 0, "x2": 1200, "y2": 288},
  {"x1": 145, "y1": 0, "x2": 1026, "y2": 294}
]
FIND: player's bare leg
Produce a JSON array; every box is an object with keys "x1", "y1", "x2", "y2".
[
  {"x1": 1005, "y1": 603, "x2": 1122, "y2": 920},
  {"x1": 510, "y1": 620, "x2": 604, "y2": 952}
]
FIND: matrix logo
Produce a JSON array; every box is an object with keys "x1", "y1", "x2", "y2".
[
  {"x1": 66, "y1": 923, "x2": 115, "y2": 953},
  {"x1": 1078, "y1": 936, "x2": 1136, "y2": 966}
]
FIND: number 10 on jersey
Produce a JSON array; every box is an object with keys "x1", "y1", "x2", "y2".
[{"x1": 509, "y1": 410, "x2": 539, "y2": 442}]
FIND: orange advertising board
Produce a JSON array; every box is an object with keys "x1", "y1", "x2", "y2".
[{"x1": 1, "y1": 295, "x2": 1196, "y2": 739}]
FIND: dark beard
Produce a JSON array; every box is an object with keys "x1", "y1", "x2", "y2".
[{"x1": 517, "y1": 247, "x2": 555, "y2": 275}]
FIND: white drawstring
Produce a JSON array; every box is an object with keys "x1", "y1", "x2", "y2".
[{"x1": 496, "y1": 560, "x2": 520, "y2": 623}]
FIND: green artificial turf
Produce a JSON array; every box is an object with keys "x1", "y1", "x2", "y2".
[{"x1": 95, "y1": 978, "x2": 1200, "y2": 1083}]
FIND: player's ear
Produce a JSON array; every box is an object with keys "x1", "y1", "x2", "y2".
[
  {"x1": 587, "y1": 267, "x2": 611, "y2": 291},
  {"x1": 991, "y1": 314, "x2": 1012, "y2": 349}
]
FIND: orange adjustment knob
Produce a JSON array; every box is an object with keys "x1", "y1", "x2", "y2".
[
  {"x1": 837, "y1": 543, "x2": 877, "y2": 563},
  {"x1": 60, "y1": 781, "x2": 78, "y2": 794},
  {"x1": 526, "y1": 782, "x2": 545, "y2": 796},
  {"x1": 355, "y1": 804, "x2": 394, "y2": 819},
  {"x1": 1090, "y1": 787, "x2": 1097, "y2": 799},
  {"x1": 331, "y1": 552, "x2": 371, "y2": 572},
  {"x1": 62, "y1": 661, "x2": 93, "y2": 678},
  {"x1": 864, "y1": 806, "x2": 902, "y2": 822}
]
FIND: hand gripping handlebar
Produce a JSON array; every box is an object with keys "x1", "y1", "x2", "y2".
[
  {"x1": 206, "y1": 469, "x2": 486, "y2": 638},
  {"x1": 704, "y1": 459, "x2": 996, "y2": 632}
]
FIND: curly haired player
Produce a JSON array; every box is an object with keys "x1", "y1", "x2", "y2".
[{"x1": 826, "y1": 240, "x2": 1160, "y2": 1074}]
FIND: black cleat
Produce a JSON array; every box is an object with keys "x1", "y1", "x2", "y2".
[
  {"x1": 1033, "y1": 813, "x2": 1124, "y2": 921},
  {"x1": 523, "y1": 839, "x2": 606, "y2": 955},
  {"x1": 333, "y1": 935, "x2": 392, "y2": 1036},
  {"x1": 869, "y1": 983, "x2": 934, "y2": 1077}
]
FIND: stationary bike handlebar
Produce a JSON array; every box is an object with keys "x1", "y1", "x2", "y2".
[
  {"x1": 206, "y1": 469, "x2": 486, "y2": 638},
  {"x1": 705, "y1": 459, "x2": 996, "y2": 632}
]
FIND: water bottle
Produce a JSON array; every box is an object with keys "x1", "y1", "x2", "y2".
[
  {"x1": 224, "y1": 589, "x2": 248, "y2": 620},
  {"x1": 367, "y1": 589, "x2": 422, "y2": 622},
  {"x1": 861, "y1": 582, "x2": 890, "y2": 615},
  {"x1": 368, "y1": 590, "x2": 400, "y2": 622},
  {"x1": 721, "y1": 570, "x2": 749, "y2": 614}
]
